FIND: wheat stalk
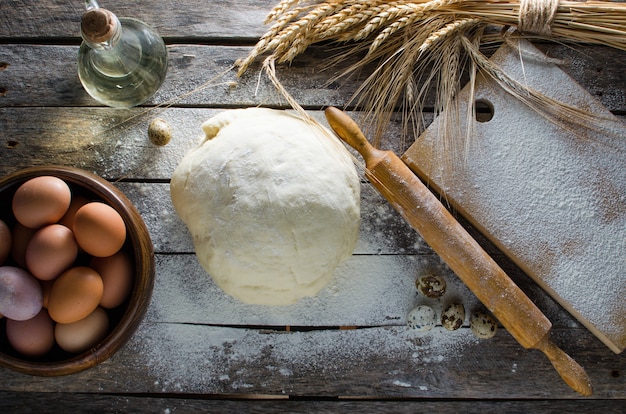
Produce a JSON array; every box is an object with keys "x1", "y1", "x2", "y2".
[
  {"x1": 265, "y1": 0, "x2": 302, "y2": 24},
  {"x1": 419, "y1": 17, "x2": 482, "y2": 54},
  {"x1": 355, "y1": 2, "x2": 423, "y2": 40},
  {"x1": 315, "y1": 1, "x2": 385, "y2": 39},
  {"x1": 238, "y1": 0, "x2": 626, "y2": 153}
]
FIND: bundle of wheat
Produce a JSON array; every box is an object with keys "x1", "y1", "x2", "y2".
[{"x1": 236, "y1": 0, "x2": 626, "y2": 157}]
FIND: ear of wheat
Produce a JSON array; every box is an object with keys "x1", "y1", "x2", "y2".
[{"x1": 236, "y1": 0, "x2": 626, "y2": 160}]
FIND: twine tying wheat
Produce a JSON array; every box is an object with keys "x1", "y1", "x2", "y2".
[
  {"x1": 519, "y1": 0, "x2": 559, "y2": 35},
  {"x1": 236, "y1": 0, "x2": 626, "y2": 155}
]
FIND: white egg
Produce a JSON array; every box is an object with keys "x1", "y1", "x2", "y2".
[{"x1": 407, "y1": 305, "x2": 437, "y2": 332}]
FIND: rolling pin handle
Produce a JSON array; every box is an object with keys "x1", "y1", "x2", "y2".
[
  {"x1": 536, "y1": 335, "x2": 593, "y2": 396},
  {"x1": 325, "y1": 107, "x2": 375, "y2": 159}
]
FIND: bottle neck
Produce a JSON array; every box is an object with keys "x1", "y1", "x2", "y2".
[
  {"x1": 80, "y1": 10, "x2": 144, "y2": 78},
  {"x1": 81, "y1": 8, "x2": 122, "y2": 50}
]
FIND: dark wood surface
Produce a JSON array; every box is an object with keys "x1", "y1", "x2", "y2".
[{"x1": 0, "y1": 1, "x2": 624, "y2": 412}]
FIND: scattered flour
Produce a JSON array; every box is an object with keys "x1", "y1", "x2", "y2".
[
  {"x1": 126, "y1": 322, "x2": 480, "y2": 394},
  {"x1": 145, "y1": 252, "x2": 482, "y2": 328},
  {"x1": 126, "y1": 229, "x2": 484, "y2": 394}
]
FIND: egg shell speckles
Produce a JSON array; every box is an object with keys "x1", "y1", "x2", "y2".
[
  {"x1": 416, "y1": 274, "x2": 447, "y2": 298},
  {"x1": 470, "y1": 311, "x2": 498, "y2": 339},
  {"x1": 148, "y1": 118, "x2": 172, "y2": 146},
  {"x1": 441, "y1": 303, "x2": 465, "y2": 331},
  {"x1": 407, "y1": 305, "x2": 437, "y2": 332}
]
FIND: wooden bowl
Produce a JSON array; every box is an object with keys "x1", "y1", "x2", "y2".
[{"x1": 0, "y1": 166, "x2": 155, "y2": 376}]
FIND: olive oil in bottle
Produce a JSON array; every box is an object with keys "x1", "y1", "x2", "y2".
[{"x1": 78, "y1": 2, "x2": 167, "y2": 107}]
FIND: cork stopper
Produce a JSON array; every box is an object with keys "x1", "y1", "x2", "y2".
[{"x1": 81, "y1": 8, "x2": 117, "y2": 43}]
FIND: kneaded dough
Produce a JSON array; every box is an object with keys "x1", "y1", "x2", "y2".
[{"x1": 170, "y1": 108, "x2": 360, "y2": 305}]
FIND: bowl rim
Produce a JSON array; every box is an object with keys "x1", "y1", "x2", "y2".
[{"x1": 0, "y1": 166, "x2": 155, "y2": 376}]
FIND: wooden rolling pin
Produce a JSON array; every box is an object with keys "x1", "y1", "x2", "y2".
[{"x1": 324, "y1": 106, "x2": 593, "y2": 396}]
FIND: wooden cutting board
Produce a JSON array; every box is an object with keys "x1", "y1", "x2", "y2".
[{"x1": 402, "y1": 40, "x2": 625, "y2": 354}]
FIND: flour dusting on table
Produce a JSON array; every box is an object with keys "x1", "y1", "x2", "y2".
[
  {"x1": 127, "y1": 249, "x2": 482, "y2": 393},
  {"x1": 129, "y1": 323, "x2": 479, "y2": 393}
]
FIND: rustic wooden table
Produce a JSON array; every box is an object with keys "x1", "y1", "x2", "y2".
[{"x1": 1, "y1": 1, "x2": 624, "y2": 412}]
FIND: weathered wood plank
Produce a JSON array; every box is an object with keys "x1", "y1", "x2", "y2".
[
  {"x1": 0, "y1": 45, "x2": 370, "y2": 109},
  {"x1": 0, "y1": 44, "x2": 624, "y2": 111},
  {"x1": 0, "y1": 324, "x2": 623, "y2": 399},
  {"x1": 2, "y1": 392, "x2": 625, "y2": 414},
  {"x1": 0, "y1": 107, "x2": 415, "y2": 179},
  {"x1": 0, "y1": 0, "x2": 272, "y2": 40},
  {"x1": 1, "y1": 106, "x2": 624, "y2": 181}
]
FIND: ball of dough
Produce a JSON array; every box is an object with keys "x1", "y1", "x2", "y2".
[{"x1": 170, "y1": 108, "x2": 360, "y2": 305}]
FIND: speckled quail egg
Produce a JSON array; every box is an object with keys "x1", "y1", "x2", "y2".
[
  {"x1": 407, "y1": 305, "x2": 437, "y2": 332},
  {"x1": 441, "y1": 303, "x2": 465, "y2": 331},
  {"x1": 148, "y1": 118, "x2": 172, "y2": 146},
  {"x1": 416, "y1": 274, "x2": 447, "y2": 298},
  {"x1": 470, "y1": 311, "x2": 498, "y2": 339}
]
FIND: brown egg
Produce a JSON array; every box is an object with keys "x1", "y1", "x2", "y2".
[
  {"x1": 0, "y1": 220, "x2": 11, "y2": 265},
  {"x1": 47, "y1": 266, "x2": 103, "y2": 324},
  {"x1": 90, "y1": 250, "x2": 133, "y2": 309},
  {"x1": 58, "y1": 194, "x2": 90, "y2": 229},
  {"x1": 55, "y1": 307, "x2": 109, "y2": 354},
  {"x1": 6, "y1": 309, "x2": 55, "y2": 357},
  {"x1": 26, "y1": 224, "x2": 79, "y2": 281},
  {"x1": 10, "y1": 223, "x2": 37, "y2": 268},
  {"x1": 12, "y1": 176, "x2": 71, "y2": 229},
  {"x1": 73, "y1": 202, "x2": 126, "y2": 257}
]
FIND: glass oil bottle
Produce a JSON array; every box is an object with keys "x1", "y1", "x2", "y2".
[{"x1": 77, "y1": 0, "x2": 168, "y2": 107}]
